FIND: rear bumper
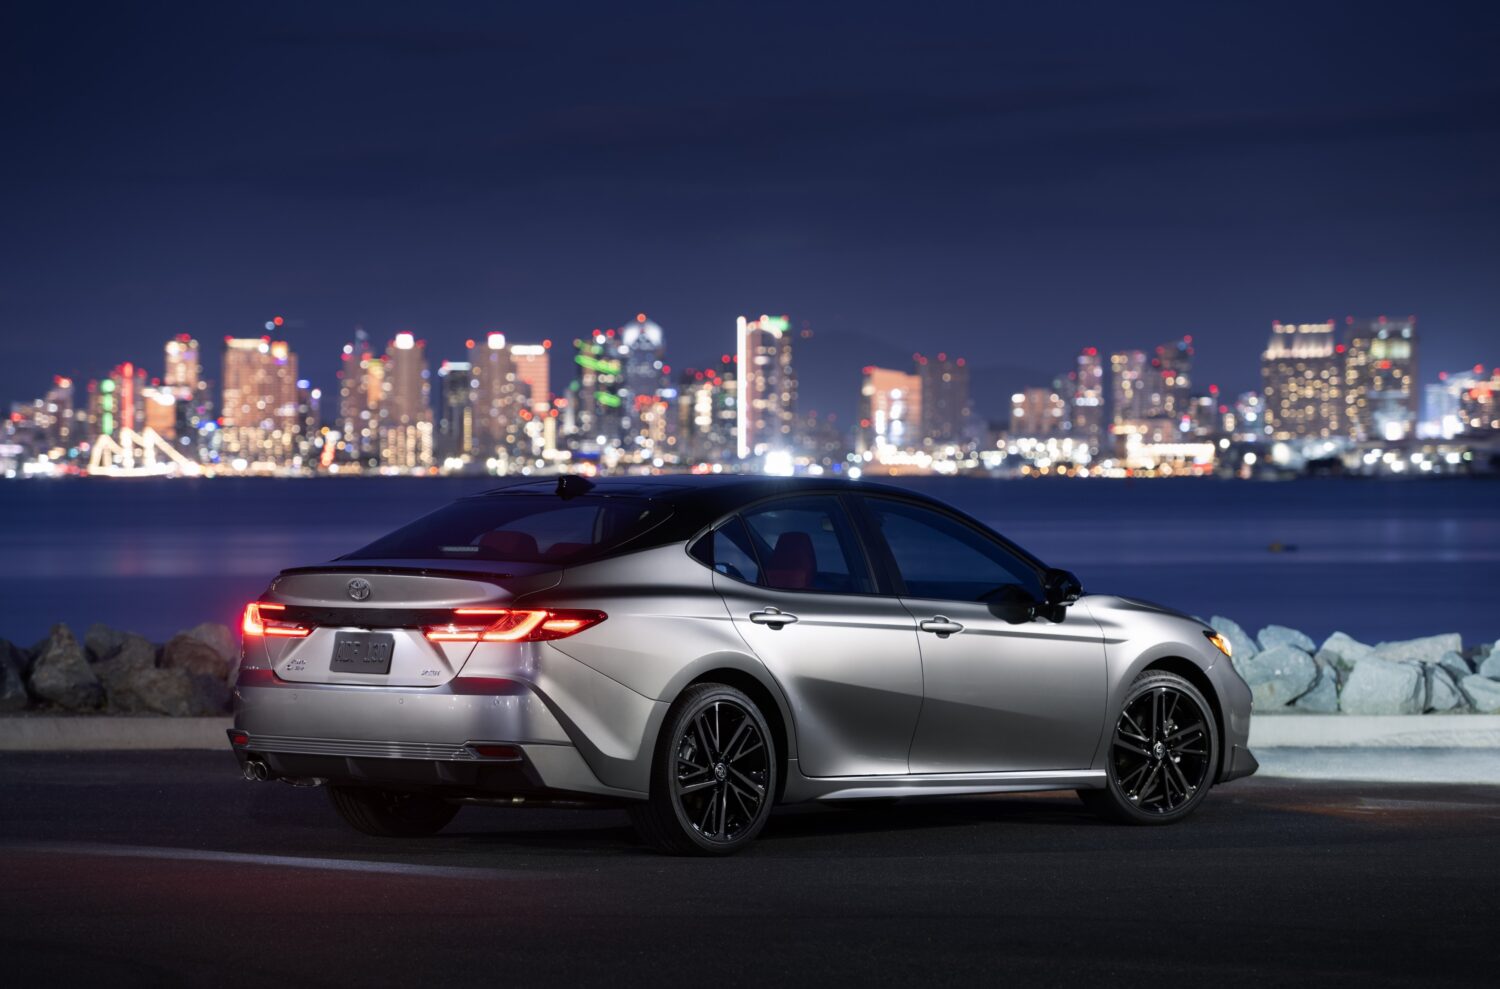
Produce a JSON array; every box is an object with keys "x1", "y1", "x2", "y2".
[{"x1": 231, "y1": 669, "x2": 645, "y2": 800}]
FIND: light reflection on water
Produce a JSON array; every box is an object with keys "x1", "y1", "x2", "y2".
[{"x1": 0, "y1": 477, "x2": 1494, "y2": 646}]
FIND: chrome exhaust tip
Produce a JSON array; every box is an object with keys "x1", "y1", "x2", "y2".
[{"x1": 242, "y1": 758, "x2": 272, "y2": 782}]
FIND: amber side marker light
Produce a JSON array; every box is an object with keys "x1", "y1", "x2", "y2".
[
  {"x1": 1204, "y1": 630, "x2": 1233, "y2": 659},
  {"x1": 242, "y1": 602, "x2": 311, "y2": 639},
  {"x1": 425, "y1": 609, "x2": 607, "y2": 644}
]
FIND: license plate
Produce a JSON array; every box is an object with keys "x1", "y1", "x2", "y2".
[{"x1": 330, "y1": 631, "x2": 395, "y2": 675}]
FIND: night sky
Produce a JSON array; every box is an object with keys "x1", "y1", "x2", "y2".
[{"x1": 4, "y1": 1, "x2": 1497, "y2": 423}]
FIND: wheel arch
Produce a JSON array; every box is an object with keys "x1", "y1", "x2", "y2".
[{"x1": 684, "y1": 667, "x2": 793, "y2": 803}]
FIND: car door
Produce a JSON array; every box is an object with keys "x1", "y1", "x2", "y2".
[
  {"x1": 855, "y1": 496, "x2": 1107, "y2": 774},
  {"x1": 697, "y1": 495, "x2": 924, "y2": 778}
]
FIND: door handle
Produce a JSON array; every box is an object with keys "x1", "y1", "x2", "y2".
[
  {"x1": 919, "y1": 617, "x2": 964, "y2": 637},
  {"x1": 748, "y1": 608, "x2": 799, "y2": 628}
]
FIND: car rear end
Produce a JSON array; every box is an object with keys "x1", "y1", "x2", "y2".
[{"x1": 228, "y1": 486, "x2": 682, "y2": 805}]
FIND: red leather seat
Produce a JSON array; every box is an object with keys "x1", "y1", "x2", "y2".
[
  {"x1": 478, "y1": 530, "x2": 540, "y2": 560},
  {"x1": 764, "y1": 531, "x2": 816, "y2": 589}
]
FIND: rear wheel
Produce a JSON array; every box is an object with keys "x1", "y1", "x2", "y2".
[
  {"x1": 1080, "y1": 670, "x2": 1218, "y2": 825},
  {"x1": 327, "y1": 785, "x2": 459, "y2": 837},
  {"x1": 629, "y1": 683, "x2": 776, "y2": 856}
]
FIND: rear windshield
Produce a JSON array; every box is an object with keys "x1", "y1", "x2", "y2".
[{"x1": 341, "y1": 495, "x2": 672, "y2": 565}]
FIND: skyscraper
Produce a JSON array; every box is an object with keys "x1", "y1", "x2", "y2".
[
  {"x1": 1154, "y1": 336, "x2": 1194, "y2": 422},
  {"x1": 380, "y1": 332, "x2": 433, "y2": 469},
  {"x1": 1110, "y1": 350, "x2": 1150, "y2": 424},
  {"x1": 436, "y1": 361, "x2": 475, "y2": 460},
  {"x1": 164, "y1": 335, "x2": 200, "y2": 393},
  {"x1": 677, "y1": 364, "x2": 737, "y2": 464},
  {"x1": 221, "y1": 337, "x2": 300, "y2": 468},
  {"x1": 1260, "y1": 321, "x2": 1344, "y2": 440},
  {"x1": 735, "y1": 315, "x2": 797, "y2": 459},
  {"x1": 1343, "y1": 316, "x2": 1418, "y2": 442},
  {"x1": 509, "y1": 343, "x2": 551, "y2": 412},
  {"x1": 567, "y1": 330, "x2": 623, "y2": 451},
  {"x1": 858, "y1": 366, "x2": 923, "y2": 455},
  {"x1": 338, "y1": 329, "x2": 384, "y2": 467},
  {"x1": 1070, "y1": 348, "x2": 1106, "y2": 453},
  {"x1": 914, "y1": 352, "x2": 971, "y2": 447},
  {"x1": 469, "y1": 332, "x2": 523, "y2": 457},
  {"x1": 1009, "y1": 387, "x2": 1066, "y2": 438}
]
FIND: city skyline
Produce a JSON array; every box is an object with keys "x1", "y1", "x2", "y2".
[
  {"x1": 7, "y1": 307, "x2": 1497, "y2": 479},
  {"x1": 4, "y1": 4, "x2": 1498, "y2": 423}
]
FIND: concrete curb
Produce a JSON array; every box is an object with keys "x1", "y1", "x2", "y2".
[
  {"x1": 1250, "y1": 714, "x2": 1500, "y2": 749},
  {"x1": 0, "y1": 717, "x2": 232, "y2": 751}
]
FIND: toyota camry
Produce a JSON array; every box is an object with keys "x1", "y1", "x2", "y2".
[{"x1": 229, "y1": 475, "x2": 1256, "y2": 854}]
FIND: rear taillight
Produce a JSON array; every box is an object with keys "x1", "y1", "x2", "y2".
[
  {"x1": 241, "y1": 602, "x2": 311, "y2": 639},
  {"x1": 423, "y1": 609, "x2": 606, "y2": 644}
]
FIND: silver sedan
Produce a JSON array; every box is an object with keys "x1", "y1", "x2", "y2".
[{"x1": 229, "y1": 475, "x2": 1256, "y2": 855}]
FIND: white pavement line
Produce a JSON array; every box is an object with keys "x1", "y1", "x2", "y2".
[{"x1": 3, "y1": 842, "x2": 515, "y2": 880}]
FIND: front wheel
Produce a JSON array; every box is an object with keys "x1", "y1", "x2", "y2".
[
  {"x1": 327, "y1": 785, "x2": 458, "y2": 837},
  {"x1": 1080, "y1": 670, "x2": 1219, "y2": 825},
  {"x1": 629, "y1": 683, "x2": 776, "y2": 855}
]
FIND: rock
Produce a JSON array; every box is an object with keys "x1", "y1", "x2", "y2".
[
  {"x1": 26, "y1": 624, "x2": 104, "y2": 711},
  {"x1": 83, "y1": 623, "x2": 129, "y2": 663},
  {"x1": 1478, "y1": 649, "x2": 1500, "y2": 680},
  {"x1": 1460, "y1": 675, "x2": 1500, "y2": 714},
  {"x1": 161, "y1": 632, "x2": 230, "y2": 682},
  {"x1": 1238, "y1": 644, "x2": 1318, "y2": 710},
  {"x1": 94, "y1": 634, "x2": 158, "y2": 710},
  {"x1": 1372, "y1": 633, "x2": 1463, "y2": 665},
  {"x1": 1257, "y1": 624, "x2": 1317, "y2": 653},
  {"x1": 1317, "y1": 631, "x2": 1373, "y2": 672},
  {"x1": 181, "y1": 623, "x2": 236, "y2": 670},
  {"x1": 188, "y1": 673, "x2": 231, "y2": 715},
  {"x1": 1437, "y1": 650, "x2": 1472, "y2": 680},
  {"x1": 0, "y1": 639, "x2": 30, "y2": 711},
  {"x1": 1209, "y1": 616, "x2": 1258, "y2": 665},
  {"x1": 105, "y1": 666, "x2": 199, "y2": 717},
  {"x1": 1291, "y1": 665, "x2": 1340, "y2": 713},
  {"x1": 1340, "y1": 657, "x2": 1424, "y2": 715},
  {"x1": 1427, "y1": 666, "x2": 1466, "y2": 713}
]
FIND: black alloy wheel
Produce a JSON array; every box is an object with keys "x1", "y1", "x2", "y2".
[
  {"x1": 630, "y1": 683, "x2": 776, "y2": 855},
  {"x1": 1080, "y1": 670, "x2": 1218, "y2": 825}
]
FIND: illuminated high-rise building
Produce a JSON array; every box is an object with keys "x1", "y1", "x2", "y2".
[
  {"x1": 337, "y1": 329, "x2": 384, "y2": 467},
  {"x1": 379, "y1": 332, "x2": 433, "y2": 469},
  {"x1": 1261, "y1": 321, "x2": 1344, "y2": 440},
  {"x1": 1154, "y1": 336, "x2": 1194, "y2": 421},
  {"x1": 677, "y1": 365, "x2": 737, "y2": 464},
  {"x1": 858, "y1": 366, "x2": 922, "y2": 455},
  {"x1": 566, "y1": 330, "x2": 623, "y2": 451},
  {"x1": 164, "y1": 335, "x2": 200, "y2": 393},
  {"x1": 221, "y1": 336, "x2": 301, "y2": 467},
  {"x1": 1070, "y1": 348, "x2": 1106, "y2": 453},
  {"x1": 1343, "y1": 316, "x2": 1418, "y2": 442},
  {"x1": 1009, "y1": 387, "x2": 1066, "y2": 438},
  {"x1": 469, "y1": 332, "x2": 525, "y2": 457},
  {"x1": 436, "y1": 361, "x2": 476, "y2": 460},
  {"x1": 914, "y1": 352, "x2": 971, "y2": 448},
  {"x1": 142, "y1": 386, "x2": 177, "y2": 440},
  {"x1": 40, "y1": 376, "x2": 76, "y2": 452},
  {"x1": 1110, "y1": 350, "x2": 1150, "y2": 424},
  {"x1": 736, "y1": 315, "x2": 797, "y2": 459},
  {"x1": 509, "y1": 343, "x2": 551, "y2": 412}
]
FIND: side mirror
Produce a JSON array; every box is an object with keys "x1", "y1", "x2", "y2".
[{"x1": 1042, "y1": 568, "x2": 1083, "y2": 606}]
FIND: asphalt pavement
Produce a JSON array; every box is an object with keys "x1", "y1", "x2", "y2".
[{"x1": 2, "y1": 750, "x2": 1497, "y2": 987}]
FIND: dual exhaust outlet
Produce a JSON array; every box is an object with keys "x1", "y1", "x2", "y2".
[{"x1": 241, "y1": 757, "x2": 323, "y2": 788}]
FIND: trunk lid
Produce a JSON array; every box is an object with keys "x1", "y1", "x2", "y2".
[{"x1": 257, "y1": 562, "x2": 560, "y2": 687}]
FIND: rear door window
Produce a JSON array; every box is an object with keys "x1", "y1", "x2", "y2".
[
  {"x1": 688, "y1": 516, "x2": 762, "y2": 584},
  {"x1": 738, "y1": 496, "x2": 874, "y2": 594}
]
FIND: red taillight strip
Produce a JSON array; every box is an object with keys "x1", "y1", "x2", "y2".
[
  {"x1": 242, "y1": 602, "x2": 311, "y2": 639},
  {"x1": 424, "y1": 609, "x2": 606, "y2": 644}
]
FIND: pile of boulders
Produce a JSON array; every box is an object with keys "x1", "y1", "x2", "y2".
[
  {"x1": 0, "y1": 622, "x2": 236, "y2": 717},
  {"x1": 1209, "y1": 617, "x2": 1500, "y2": 715}
]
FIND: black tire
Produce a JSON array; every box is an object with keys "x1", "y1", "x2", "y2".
[
  {"x1": 326, "y1": 785, "x2": 459, "y2": 837},
  {"x1": 1079, "y1": 669, "x2": 1219, "y2": 826},
  {"x1": 629, "y1": 683, "x2": 777, "y2": 856}
]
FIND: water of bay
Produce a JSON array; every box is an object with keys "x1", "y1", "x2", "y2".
[{"x1": 1, "y1": 476, "x2": 1495, "y2": 649}]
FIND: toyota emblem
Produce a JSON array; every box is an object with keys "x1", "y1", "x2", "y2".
[{"x1": 346, "y1": 578, "x2": 372, "y2": 601}]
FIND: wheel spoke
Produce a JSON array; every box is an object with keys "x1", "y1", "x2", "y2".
[
  {"x1": 1114, "y1": 735, "x2": 1151, "y2": 759},
  {"x1": 678, "y1": 777, "x2": 718, "y2": 795},
  {"x1": 1120, "y1": 711, "x2": 1149, "y2": 742},
  {"x1": 1167, "y1": 722, "x2": 1205, "y2": 745},
  {"x1": 694, "y1": 715, "x2": 717, "y2": 762},
  {"x1": 721, "y1": 719, "x2": 752, "y2": 763}
]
